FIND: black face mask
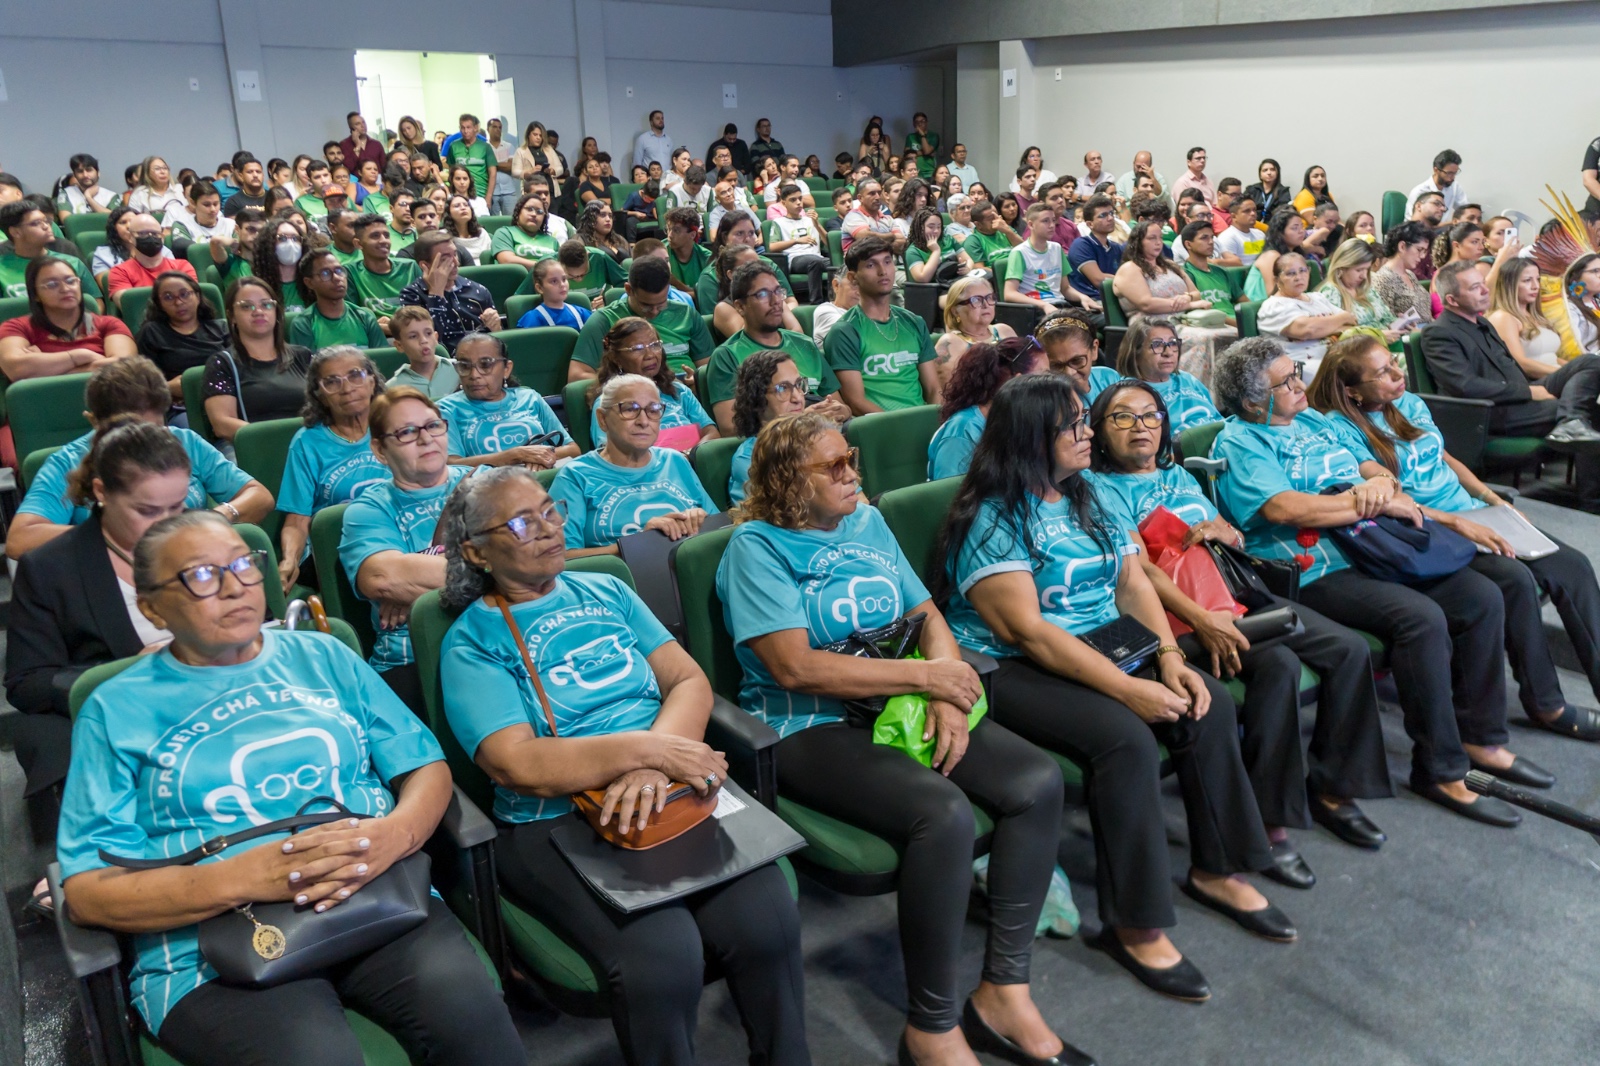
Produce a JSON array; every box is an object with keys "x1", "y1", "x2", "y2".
[{"x1": 134, "y1": 234, "x2": 165, "y2": 256}]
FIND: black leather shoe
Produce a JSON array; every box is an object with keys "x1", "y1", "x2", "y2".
[
  {"x1": 1469, "y1": 754, "x2": 1555, "y2": 789},
  {"x1": 1311, "y1": 799, "x2": 1387, "y2": 850},
  {"x1": 1089, "y1": 927, "x2": 1210, "y2": 1002},
  {"x1": 1260, "y1": 840, "x2": 1316, "y2": 889},
  {"x1": 960, "y1": 998, "x2": 1097, "y2": 1066},
  {"x1": 1180, "y1": 878, "x2": 1297, "y2": 942},
  {"x1": 1530, "y1": 704, "x2": 1600, "y2": 742},
  {"x1": 1411, "y1": 781, "x2": 1521, "y2": 827}
]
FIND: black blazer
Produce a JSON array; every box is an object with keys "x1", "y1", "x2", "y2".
[
  {"x1": 6, "y1": 512, "x2": 145, "y2": 719},
  {"x1": 1418, "y1": 310, "x2": 1534, "y2": 406}
]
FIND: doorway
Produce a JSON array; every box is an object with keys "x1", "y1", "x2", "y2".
[{"x1": 353, "y1": 50, "x2": 515, "y2": 147}]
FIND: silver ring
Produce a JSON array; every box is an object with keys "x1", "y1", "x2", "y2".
[
  {"x1": 639, "y1": 785, "x2": 656, "y2": 794},
  {"x1": 705, "y1": 773, "x2": 719, "y2": 787}
]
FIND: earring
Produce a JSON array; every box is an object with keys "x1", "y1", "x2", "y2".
[
  {"x1": 481, "y1": 563, "x2": 492, "y2": 573},
  {"x1": 1572, "y1": 281, "x2": 1588, "y2": 299}
]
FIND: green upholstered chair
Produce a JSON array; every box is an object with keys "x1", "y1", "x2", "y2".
[
  {"x1": 480, "y1": 214, "x2": 515, "y2": 234},
  {"x1": 21, "y1": 446, "x2": 58, "y2": 492},
  {"x1": 562, "y1": 378, "x2": 596, "y2": 452},
  {"x1": 232, "y1": 416, "x2": 304, "y2": 547},
  {"x1": 1380, "y1": 190, "x2": 1407, "y2": 235},
  {"x1": 117, "y1": 282, "x2": 223, "y2": 332},
  {"x1": 497, "y1": 326, "x2": 577, "y2": 397},
  {"x1": 1101, "y1": 277, "x2": 1127, "y2": 328},
  {"x1": 1402, "y1": 330, "x2": 1549, "y2": 480},
  {"x1": 359, "y1": 346, "x2": 408, "y2": 378},
  {"x1": 309, "y1": 503, "x2": 377, "y2": 657},
  {"x1": 844, "y1": 405, "x2": 942, "y2": 498},
  {"x1": 8, "y1": 373, "x2": 92, "y2": 461},
  {"x1": 179, "y1": 366, "x2": 215, "y2": 443},
  {"x1": 457, "y1": 264, "x2": 526, "y2": 314},
  {"x1": 689, "y1": 435, "x2": 743, "y2": 512},
  {"x1": 1236, "y1": 300, "x2": 1261, "y2": 338}
]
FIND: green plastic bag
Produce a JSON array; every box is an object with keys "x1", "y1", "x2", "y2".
[{"x1": 871, "y1": 654, "x2": 989, "y2": 766}]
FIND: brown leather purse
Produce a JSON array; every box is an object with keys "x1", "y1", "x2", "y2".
[{"x1": 490, "y1": 594, "x2": 716, "y2": 850}]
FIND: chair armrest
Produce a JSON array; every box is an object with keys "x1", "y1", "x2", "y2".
[
  {"x1": 439, "y1": 785, "x2": 497, "y2": 850},
  {"x1": 958, "y1": 646, "x2": 998, "y2": 678},
  {"x1": 708, "y1": 695, "x2": 780, "y2": 753},
  {"x1": 1485, "y1": 483, "x2": 1518, "y2": 502},
  {"x1": 47, "y1": 863, "x2": 122, "y2": 980},
  {"x1": 1419, "y1": 393, "x2": 1491, "y2": 474},
  {"x1": 707, "y1": 696, "x2": 780, "y2": 809}
]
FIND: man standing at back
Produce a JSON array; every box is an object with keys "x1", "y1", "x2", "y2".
[
  {"x1": 905, "y1": 113, "x2": 939, "y2": 178},
  {"x1": 339, "y1": 112, "x2": 387, "y2": 178},
  {"x1": 485, "y1": 118, "x2": 519, "y2": 217},
  {"x1": 1406, "y1": 149, "x2": 1466, "y2": 218},
  {"x1": 706, "y1": 124, "x2": 751, "y2": 177},
  {"x1": 947, "y1": 143, "x2": 979, "y2": 195},
  {"x1": 749, "y1": 119, "x2": 785, "y2": 177},
  {"x1": 1171, "y1": 147, "x2": 1215, "y2": 206},
  {"x1": 634, "y1": 110, "x2": 674, "y2": 174},
  {"x1": 446, "y1": 114, "x2": 494, "y2": 201}
]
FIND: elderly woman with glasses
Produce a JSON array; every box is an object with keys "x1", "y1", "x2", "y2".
[
  {"x1": 931, "y1": 274, "x2": 1016, "y2": 388},
  {"x1": 1083, "y1": 314, "x2": 1221, "y2": 434},
  {"x1": 338, "y1": 386, "x2": 473, "y2": 709},
  {"x1": 1209, "y1": 337, "x2": 1538, "y2": 827},
  {"x1": 54, "y1": 509, "x2": 524, "y2": 1066},
  {"x1": 1255, "y1": 253, "x2": 1357, "y2": 375},
  {"x1": 436, "y1": 332, "x2": 576, "y2": 469},
  {"x1": 718, "y1": 411, "x2": 1088, "y2": 1066},
  {"x1": 1033, "y1": 307, "x2": 1101, "y2": 397},
  {"x1": 1086, "y1": 379, "x2": 1392, "y2": 891},
  {"x1": 548, "y1": 373, "x2": 717, "y2": 558},
  {"x1": 286, "y1": 249, "x2": 385, "y2": 351},
  {"x1": 435, "y1": 467, "x2": 810, "y2": 1066},
  {"x1": 936, "y1": 373, "x2": 1287, "y2": 1004}
]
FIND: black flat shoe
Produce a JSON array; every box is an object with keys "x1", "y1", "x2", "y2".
[
  {"x1": 1411, "y1": 781, "x2": 1521, "y2": 827},
  {"x1": 1311, "y1": 799, "x2": 1387, "y2": 850},
  {"x1": 1469, "y1": 754, "x2": 1555, "y2": 789},
  {"x1": 1088, "y1": 927, "x2": 1210, "y2": 1002},
  {"x1": 1530, "y1": 704, "x2": 1600, "y2": 742},
  {"x1": 1260, "y1": 840, "x2": 1316, "y2": 889},
  {"x1": 1179, "y1": 878, "x2": 1297, "y2": 942},
  {"x1": 960, "y1": 998, "x2": 1097, "y2": 1066}
]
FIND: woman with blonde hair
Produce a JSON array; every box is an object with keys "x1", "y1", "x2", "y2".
[
  {"x1": 1488, "y1": 257, "x2": 1563, "y2": 378},
  {"x1": 127, "y1": 156, "x2": 186, "y2": 219},
  {"x1": 932, "y1": 273, "x2": 1015, "y2": 387},
  {"x1": 1317, "y1": 239, "x2": 1405, "y2": 344}
]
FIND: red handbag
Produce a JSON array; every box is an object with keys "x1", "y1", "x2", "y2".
[{"x1": 1138, "y1": 507, "x2": 1246, "y2": 636}]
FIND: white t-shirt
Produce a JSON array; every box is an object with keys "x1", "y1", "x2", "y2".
[
  {"x1": 1006, "y1": 240, "x2": 1066, "y2": 300},
  {"x1": 770, "y1": 213, "x2": 824, "y2": 256},
  {"x1": 165, "y1": 206, "x2": 237, "y2": 242},
  {"x1": 119, "y1": 578, "x2": 172, "y2": 648},
  {"x1": 59, "y1": 185, "x2": 120, "y2": 214},
  {"x1": 1405, "y1": 178, "x2": 1467, "y2": 219},
  {"x1": 707, "y1": 204, "x2": 760, "y2": 237},
  {"x1": 1214, "y1": 224, "x2": 1265, "y2": 266},
  {"x1": 129, "y1": 186, "x2": 189, "y2": 216},
  {"x1": 546, "y1": 215, "x2": 573, "y2": 243},
  {"x1": 813, "y1": 302, "x2": 847, "y2": 344},
  {"x1": 1258, "y1": 292, "x2": 1345, "y2": 360}
]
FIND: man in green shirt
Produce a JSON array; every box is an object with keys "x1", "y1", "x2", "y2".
[
  {"x1": 0, "y1": 201, "x2": 102, "y2": 302},
  {"x1": 905, "y1": 113, "x2": 940, "y2": 179},
  {"x1": 348, "y1": 214, "x2": 421, "y2": 331},
  {"x1": 960, "y1": 199, "x2": 1020, "y2": 270},
  {"x1": 293, "y1": 161, "x2": 335, "y2": 219},
  {"x1": 569, "y1": 256, "x2": 714, "y2": 382},
  {"x1": 286, "y1": 250, "x2": 386, "y2": 350},
  {"x1": 327, "y1": 208, "x2": 364, "y2": 265},
  {"x1": 445, "y1": 114, "x2": 494, "y2": 199},
  {"x1": 386, "y1": 191, "x2": 417, "y2": 252},
  {"x1": 823, "y1": 234, "x2": 938, "y2": 413},
  {"x1": 663, "y1": 206, "x2": 710, "y2": 294},
  {"x1": 705, "y1": 259, "x2": 844, "y2": 434}
]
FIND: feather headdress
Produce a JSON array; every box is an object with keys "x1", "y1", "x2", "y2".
[{"x1": 1531, "y1": 185, "x2": 1596, "y2": 277}]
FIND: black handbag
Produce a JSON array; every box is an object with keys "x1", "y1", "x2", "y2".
[
  {"x1": 100, "y1": 797, "x2": 432, "y2": 988},
  {"x1": 820, "y1": 612, "x2": 927, "y2": 726},
  {"x1": 1207, "y1": 540, "x2": 1300, "y2": 606},
  {"x1": 1077, "y1": 615, "x2": 1162, "y2": 675}
]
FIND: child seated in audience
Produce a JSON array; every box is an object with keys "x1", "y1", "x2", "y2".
[
  {"x1": 516, "y1": 259, "x2": 596, "y2": 329},
  {"x1": 387, "y1": 305, "x2": 459, "y2": 399}
]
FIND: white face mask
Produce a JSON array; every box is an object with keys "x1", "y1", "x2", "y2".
[{"x1": 275, "y1": 239, "x2": 302, "y2": 265}]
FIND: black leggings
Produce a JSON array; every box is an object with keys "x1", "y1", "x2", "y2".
[
  {"x1": 1222, "y1": 596, "x2": 1393, "y2": 828},
  {"x1": 1298, "y1": 566, "x2": 1508, "y2": 786},
  {"x1": 496, "y1": 815, "x2": 809, "y2": 1066},
  {"x1": 1469, "y1": 536, "x2": 1600, "y2": 716},
  {"x1": 988, "y1": 661, "x2": 1271, "y2": 931},
  {"x1": 377, "y1": 662, "x2": 424, "y2": 715},
  {"x1": 155, "y1": 900, "x2": 523, "y2": 1066},
  {"x1": 773, "y1": 719, "x2": 1062, "y2": 1035}
]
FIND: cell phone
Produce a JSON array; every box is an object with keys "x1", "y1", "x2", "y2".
[{"x1": 1504, "y1": 227, "x2": 1518, "y2": 242}]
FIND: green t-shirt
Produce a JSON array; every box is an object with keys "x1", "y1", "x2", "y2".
[
  {"x1": 216, "y1": 253, "x2": 252, "y2": 289},
  {"x1": 706, "y1": 329, "x2": 839, "y2": 406},
  {"x1": 574, "y1": 299, "x2": 713, "y2": 373},
  {"x1": 906, "y1": 237, "x2": 957, "y2": 274},
  {"x1": 0, "y1": 251, "x2": 102, "y2": 301},
  {"x1": 388, "y1": 225, "x2": 416, "y2": 253},
  {"x1": 670, "y1": 243, "x2": 713, "y2": 295},
  {"x1": 361, "y1": 193, "x2": 392, "y2": 222},
  {"x1": 905, "y1": 132, "x2": 940, "y2": 178},
  {"x1": 822, "y1": 305, "x2": 935, "y2": 411},
  {"x1": 349, "y1": 258, "x2": 422, "y2": 316},
  {"x1": 1184, "y1": 262, "x2": 1233, "y2": 305},
  {"x1": 294, "y1": 194, "x2": 329, "y2": 219},
  {"x1": 331, "y1": 245, "x2": 364, "y2": 267},
  {"x1": 961, "y1": 230, "x2": 1012, "y2": 268},
  {"x1": 286, "y1": 303, "x2": 386, "y2": 351},
  {"x1": 446, "y1": 137, "x2": 495, "y2": 198},
  {"x1": 490, "y1": 226, "x2": 559, "y2": 264},
  {"x1": 693, "y1": 260, "x2": 794, "y2": 315}
]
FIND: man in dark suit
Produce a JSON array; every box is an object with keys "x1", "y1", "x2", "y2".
[{"x1": 1422, "y1": 260, "x2": 1600, "y2": 506}]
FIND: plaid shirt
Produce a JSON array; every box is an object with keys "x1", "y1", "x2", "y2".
[{"x1": 399, "y1": 274, "x2": 496, "y2": 354}]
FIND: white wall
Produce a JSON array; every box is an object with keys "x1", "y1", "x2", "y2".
[
  {"x1": 1023, "y1": 5, "x2": 1600, "y2": 224},
  {"x1": 0, "y1": 0, "x2": 945, "y2": 196}
]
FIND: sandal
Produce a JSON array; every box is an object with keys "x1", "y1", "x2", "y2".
[{"x1": 22, "y1": 881, "x2": 53, "y2": 921}]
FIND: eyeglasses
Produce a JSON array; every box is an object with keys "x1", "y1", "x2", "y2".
[
  {"x1": 317, "y1": 367, "x2": 373, "y2": 392},
  {"x1": 612, "y1": 400, "x2": 666, "y2": 420},
  {"x1": 768, "y1": 380, "x2": 803, "y2": 397},
  {"x1": 747, "y1": 287, "x2": 783, "y2": 302},
  {"x1": 457, "y1": 356, "x2": 508, "y2": 376},
  {"x1": 1146, "y1": 338, "x2": 1181, "y2": 355},
  {"x1": 959, "y1": 293, "x2": 996, "y2": 308},
  {"x1": 315, "y1": 267, "x2": 348, "y2": 281},
  {"x1": 1267, "y1": 365, "x2": 1304, "y2": 393},
  {"x1": 1279, "y1": 266, "x2": 1309, "y2": 278},
  {"x1": 471, "y1": 500, "x2": 568, "y2": 541},
  {"x1": 159, "y1": 288, "x2": 196, "y2": 303},
  {"x1": 379, "y1": 417, "x2": 448, "y2": 444},
  {"x1": 1103, "y1": 410, "x2": 1167, "y2": 430},
  {"x1": 1358, "y1": 362, "x2": 1405, "y2": 384},
  {"x1": 1060, "y1": 412, "x2": 1090, "y2": 441},
  {"x1": 38, "y1": 276, "x2": 81, "y2": 292},
  {"x1": 236, "y1": 299, "x2": 277, "y2": 313},
  {"x1": 619, "y1": 339, "x2": 664, "y2": 355},
  {"x1": 1051, "y1": 352, "x2": 1093, "y2": 374},
  {"x1": 805, "y1": 447, "x2": 861, "y2": 483},
  {"x1": 141, "y1": 550, "x2": 268, "y2": 598}
]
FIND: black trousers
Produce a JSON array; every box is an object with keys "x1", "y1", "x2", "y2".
[
  {"x1": 496, "y1": 815, "x2": 810, "y2": 1066},
  {"x1": 987, "y1": 661, "x2": 1271, "y2": 930},
  {"x1": 1221, "y1": 597, "x2": 1393, "y2": 828},
  {"x1": 155, "y1": 900, "x2": 523, "y2": 1066},
  {"x1": 377, "y1": 662, "x2": 424, "y2": 715},
  {"x1": 1490, "y1": 355, "x2": 1600, "y2": 508},
  {"x1": 1470, "y1": 535, "x2": 1600, "y2": 715},
  {"x1": 780, "y1": 251, "x2": 830, "y2": 304},
  {"x1": 9, "y1": 710, "x2": 72, "y2": 797},
  {"x1": 1298, "y1": 566, "x2": 1508, "y2": 786},
  {"x1": 774, "y1": 719, "x2": 1061, "y2": 1035}
]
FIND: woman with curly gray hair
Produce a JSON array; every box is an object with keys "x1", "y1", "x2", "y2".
[
  {"x1": 1209, "y1": 337, "x2": 1539, "y2": 828},
  {"x1": 434, "y1": 465, "x2": 810, "y2": 1066}
]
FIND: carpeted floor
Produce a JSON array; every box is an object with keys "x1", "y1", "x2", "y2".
[{"x1": 9, "y1": 491, "x2": 1600, "y2": 1066}]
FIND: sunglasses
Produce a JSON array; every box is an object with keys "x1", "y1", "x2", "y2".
[{"x1": 805, "y1": 447, "x2": 861, "y2": 483}]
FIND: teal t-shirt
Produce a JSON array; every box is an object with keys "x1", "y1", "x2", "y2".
[
  {"x1": 1085, "y1": 369, "x2": 1220, "y2": 435},
  {"x1": 285, "y1": 303, "x2": 385, "y2": 351},
  {"x1": 822, "y1": 305, "x2": 936, "y2": 411},
  {"x1": 728, "y1": 436, "x2": 755, "y2": 505},
  {"x1": 1324, "y1": 391, "x2": 1481, "y2": 514},
  {"x1": 439, "y1": 388, "x2": 571, "y2": 458},
  {"x1": 446, "y1": 137, "x2": 495, "y2": 198},
  {"x1": 927, "y1": 405, "x2": 985, "y2": 480},
  {"x1": 589, "y1": 381, "x2": 711, "y2": 449},
  {"x1": 1211, "y1": 412, "x2": 1363, "y2": 586},
  {"x1": 277, "y1": 423, "x2": 390, "y2": 517},
  {"x1": 1088, "y1": 464, "x2": 1219, "y2": 535},
  {"x1": 19, "y1": 427, "x2": 250, "y2": 525},
  {"x1": 441, "y1": 572, "x2": 674, "y2": 823},
  {"x1": 55, "y1": 630, "x2": 443, "y2": 1033},
  {"x1": 338, "y1": 467, "x2": 472, "y2": 671},
  {"x1": 717, "y1": 505, "x2": 931, "y2": 737},
  {"x1": 944, "y1": 492, "x2": 1138, "y2": 658},
  {"x1": 489, "y1": 225, "x2": 559, "y2": 263},
  {"x1": 548, "y1": 448, "x2": 717, "y2": 549},
  {"x1": 706, "y1": 329, "x2": 839, "y2": 406}
]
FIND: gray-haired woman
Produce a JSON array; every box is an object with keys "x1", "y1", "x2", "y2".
[
  {"x1": 435, "y1": 465, "x2": 809, "y2": 1066},
  {"x1": 1208, "y1": 337, "x2": 1540, "y2": 827},
  {"x1": 276, "y1": 345, "x2": 387, "y2": 592}
]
